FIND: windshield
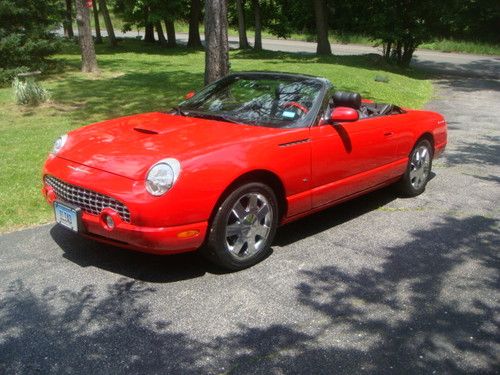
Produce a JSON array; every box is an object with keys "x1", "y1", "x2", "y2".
[{"x1": 177, "y1": 75, "x2": 324, "y2": 128}]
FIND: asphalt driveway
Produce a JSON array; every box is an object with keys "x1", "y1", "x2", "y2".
[{"x1": 1, "y1": 75, "x2": 499, "y2": 372}]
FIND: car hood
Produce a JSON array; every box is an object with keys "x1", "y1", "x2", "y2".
[{"x1": 57, "y1": 112, "x2": 281, "y2": 180}]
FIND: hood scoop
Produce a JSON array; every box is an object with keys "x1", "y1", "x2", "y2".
[{"x1": 133, "y1": 127, "x2": 159, "y2": 135}]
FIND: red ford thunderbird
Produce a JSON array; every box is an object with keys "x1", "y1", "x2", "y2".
[{"x1": 42, "y1": 72, "x2": 447, "y2": 270}]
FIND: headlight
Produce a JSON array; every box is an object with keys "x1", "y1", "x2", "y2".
[
  {"x1": 52, "y1": 134, "x2": 68, "y2": 155},
  {"x1": 145, "y1": 158, "x2": 181, "y2": 196}
]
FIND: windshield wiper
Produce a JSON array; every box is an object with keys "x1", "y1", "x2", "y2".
[
  {"x1": 173, "y1": 106, "x2": 187, "y2": 116},
  {"x1": 187, "y1": 111, "x2": 242, "y2": 124}
]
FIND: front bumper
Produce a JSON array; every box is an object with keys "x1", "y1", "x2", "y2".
[
  {"x1": 42, "y1": 157, "x2": 208, "y2": 254},
  {"x1": 42, "y1": 185, "x2": 208, "y2": 254}
]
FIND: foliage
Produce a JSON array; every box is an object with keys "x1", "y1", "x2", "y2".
[
  {"x1": 0, "y1": 67, "x2": 29, "y2": 87},
  {"x1": 362, "y1": 0, "x2": 499, "y2": 66},
  {"x1": 438, "y1": 0, "x2": 500, "y2": 43},
  {"x1": 112, "y1": 0, "x2": 183, "y2": 32},
  {"x1": 0, "y1": 0, "x2": 62, "y2": 84},
  {"x1": 12, "y1": 77, "x2": 50, "y2": 106},
  {"x1": 227, "y1": 0, "x2": 499, "y2": 64},
  {"x1": 362, "y1": 1, "x2": 448, "y2": 66}
]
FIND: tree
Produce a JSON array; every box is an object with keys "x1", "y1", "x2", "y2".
[
  {"x1": 313, "y1": 0, "x2": 331, "y2": 55},
  {"x1": 0, "y1": 0, "x2": 62, "y2": 84},
  {"x1": 92, "y1": 0, "x2": 103, "y2": 44},
  {"x1": 362, "y1": 0, "x2": 449, "y2": 67},
  {"x1": 156, "y1": 21, "x2": 167, "y2": 45},
  {"x1": 187, "y1": 0, "x2": 203, "y2": 48},
  {"x1": 144, "y1": 8, "x2": 156, "y2": 43},
  {"x1": 75, "y1": 0, "x2": 99, "y2": 73},
  {"x1": 236, "y1": 0, "x2": 250, "y2": 48},
  {"x1": 252, "y1": 0, "x2": 262, "y2": 50},
  {"x1": 113, "y1": 0, "x2": 182, "y2": 45},
  {"x1": 98, "y1": 0, "x2": 117, "y2": 46},
  {"x1": 165, "y1": 19, "x2": 177, "y2": 47},
  {"x1": 63, "y1": 0, "x2": 74, "y2": 38},
  {"x1": 204, "y1": 0, "x2": 229, "y2": 84}
]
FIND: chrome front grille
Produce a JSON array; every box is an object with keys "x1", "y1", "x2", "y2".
[{"x1": 44, "y1": 175, "x2": 131, "y2": 223}]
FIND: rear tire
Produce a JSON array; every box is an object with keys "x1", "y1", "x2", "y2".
[
  {"x1": 397, "y1": 139, "x2": 433, "y2": 197},
  {"x1": 201, "y1": 182, "x2": 279, "y2": 271}
]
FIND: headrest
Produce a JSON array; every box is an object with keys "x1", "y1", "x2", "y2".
[{"x1": 333, "y1": 91, "x2": 361, "y2": 110}]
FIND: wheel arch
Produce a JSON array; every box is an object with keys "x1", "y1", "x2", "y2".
[
  {"x1": 415, "y1": 132, "x2": 435, "y2": 155},
  {"x1": 208, "y1": 169, "x2": 288, "y2": 226}
]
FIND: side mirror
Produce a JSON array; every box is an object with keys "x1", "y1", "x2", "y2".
[
  {"x1": 330, "y1": 107, "x2": 359, "y2": 123},
  {"x1": 184, "y1": 90, "x2": 196, "y2": 100}
]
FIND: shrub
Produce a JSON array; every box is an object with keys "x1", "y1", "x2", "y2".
[{"x1": 12, "y1": 77, "x2": 50, "y2": 106}]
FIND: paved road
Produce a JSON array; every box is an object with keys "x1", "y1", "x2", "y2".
[
  {"x1": 83, "y1": 28, "x2": 500, "y2": 79},
  {"x1": 1, "y1": 40, "x2": 500, "y2": 373}
]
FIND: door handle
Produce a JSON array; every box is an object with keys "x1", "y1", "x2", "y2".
[{"x1": 384, "y1": 132, "x2": 394, "y2": 137}]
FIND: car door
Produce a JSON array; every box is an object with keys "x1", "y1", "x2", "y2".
[{"x1": 309, "y1": 115, "x2": 399, "y2": 208}]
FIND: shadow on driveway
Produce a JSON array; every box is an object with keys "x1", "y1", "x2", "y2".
[
  {"x1": 3, "y1": 214, "x2": 498, "y2": 374},
  {"x1": 50, "y1": 186, "x2": 399, "y2": 282}
]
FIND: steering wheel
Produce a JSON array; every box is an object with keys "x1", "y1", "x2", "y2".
[{"x1": 282, "y1": 101, "x2": 309, "y2": 114}]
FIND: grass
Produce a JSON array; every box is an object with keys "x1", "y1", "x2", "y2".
[
  {"x1": 0, "y1": 39, "x2": 432, "y2": 233},
  {"x1": 420, "y1": 39, "x2": 500, "y2": 55}
]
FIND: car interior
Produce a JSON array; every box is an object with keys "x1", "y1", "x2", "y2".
[{"x1": 332, "y1": 91, "x2": 405, "y2": 119}]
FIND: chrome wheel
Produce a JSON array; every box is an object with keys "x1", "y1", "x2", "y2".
[
  {"x1": 225, "y1": 192, "x2": 273, "y2": 259},
  {"x1": 409, "y1": 145, "x2": 431, "y2": 190}
]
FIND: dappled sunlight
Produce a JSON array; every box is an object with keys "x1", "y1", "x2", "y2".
[
  {"x1": 294, "y1": 215, "x2": 499, "y2": 373},
  {"x1": 0, "y1": 279, "x2": 209, "y2": 373},
  {"x1": 48, "y1": 70, "x2": 204, "y2": 124},
  {"x1": 445, "y1": 135, "x2": 500, "y2": 167},
  {"x1": 1, "y1": 216, "x2": 497, "y2": 373}
]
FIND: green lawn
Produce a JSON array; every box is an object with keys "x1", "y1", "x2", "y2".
[
  {"x1": 419, "y1": 39, "x2": 500, "y2": 55},
  {"x1": 0, "y1": 39, "x2": 432, "y2": 233}
]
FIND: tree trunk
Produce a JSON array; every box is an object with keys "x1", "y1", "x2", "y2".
[
  {"x1": 75, "y1": 0, "x2": 99, "y2": 73},
  {"x1": 236, "y1": 0, "x2": 250, "y2": 49},
  {"x1": 204, "y1": 0, "x2": 229, "y2": 84},
  {"x1": 252, "y1": 0, "x2": 262, "y2": 51},
  {"x1": 92, "y1": 0, "x2": 103, "y2": 44},
  {"x1": 187, "y1": 0, "x2": 203, "y2": 48},
  {"x1": 156, "y1": 22, "x2": 167, "y2": 45},
  {"x1": 144, "y1": 24, "x2": 155, "y2": 43},
  {"x1": 313, "y1": 0, "x2": 331, "y2": 55},
  {"x1": 383, "y1": 40, "x2": 392, "y2": 60},
  {"x1": 64, "y1": 0, "x2": 74, "y2": 38},
  {"x1": 401, "y1": 40, "x2": 416, "y2": 67},
  {"x1": 165, "y1": 19, "x2": 177, "y2": 48},
  {"x1": 98, "y1": 0, "x2": 117, "y2": 46},
  {"x1": 395, "y1": 41, "x2": 402, "y2": 64}
]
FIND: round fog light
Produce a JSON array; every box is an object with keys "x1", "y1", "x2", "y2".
[{"x1": 105, "y1": 215, "x2": 115, "y2": 230}]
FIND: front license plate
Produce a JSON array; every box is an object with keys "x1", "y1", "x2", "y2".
[{"x1": 54, "y1": 201, "x2": 79, "y2": 232}]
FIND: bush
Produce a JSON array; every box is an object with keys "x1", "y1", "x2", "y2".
[{"x1": 12, "y1": 77, "x2": 50, "y2": 106}]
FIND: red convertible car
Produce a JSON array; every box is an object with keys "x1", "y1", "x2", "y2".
[{"x1": 42, "y1": 72, "x2": 447, "y2": 270}]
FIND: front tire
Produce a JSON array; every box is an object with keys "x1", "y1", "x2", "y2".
[
  {"x1": 202, "y1": 182, "x2": 279, "y2": 271},
  {"x1": 397, "y1": 139, "x2": 433, "y2": 197}
]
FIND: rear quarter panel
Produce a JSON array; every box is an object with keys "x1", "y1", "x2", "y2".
[{"x1": 394, "y1": 110, "x2": 447, "y2": 159}]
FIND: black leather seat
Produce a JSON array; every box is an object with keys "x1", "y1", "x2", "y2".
[{"x1": 332, "y1": 91, "x2": 361, "y2": 110}]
